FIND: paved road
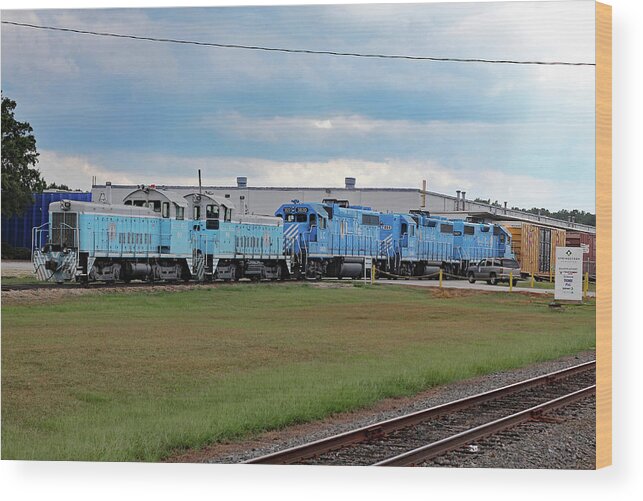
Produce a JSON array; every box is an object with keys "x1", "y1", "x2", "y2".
[
  {"x1": 1, "y1": 260, "x2": 34, "y2": 277},
  {"x1": 375, "y1": 278, "x2": 596, "y2": 297}
]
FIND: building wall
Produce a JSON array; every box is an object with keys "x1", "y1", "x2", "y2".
[
  {"x1": 91, "y1": 184, "x2": 595, "y2": 234},
  {"x1": 92, "y1": 185, "x2": 428, "y2": 216}
]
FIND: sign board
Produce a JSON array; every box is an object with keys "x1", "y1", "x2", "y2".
[
  {"x1": 554, "y1": 247, "x2": 584, "y2": 301},
  {"x1": 581, "y1": 243, "x2": 590, "y2": 254}
]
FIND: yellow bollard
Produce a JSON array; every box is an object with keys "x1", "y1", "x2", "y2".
[
  {"x1": 530, "y1": 272, "x2": 535, "y2": 288},
  {"x1": 439, "y1": 269, "x2": 443, "y2": 288},
  {"x1": 371, "y1": 263, "x2": 375, "y2": 285},
  {"x1": 549, "y1": 266, "x2": 553, "y2": 283},
  {"x1": 584, "y1": 271, "x2": 589, "y2": 299},
  {"x1": 509, "y1": 271, "x2": 513, "y2": 292}
]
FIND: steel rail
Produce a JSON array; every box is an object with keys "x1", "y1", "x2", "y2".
[
  {"x1": 373, "y1": 385, "x2": 596, "y2": 466},
  {"x1": 244, "y1": 361, "x2": 595, "y2": 465}
]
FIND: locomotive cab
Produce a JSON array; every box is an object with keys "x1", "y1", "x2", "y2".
[
  {"x1": 183, "y1": 192, "x2": 234, "y2": 231},
  {"x1": 275, "y1": 201, "x2": 328, "y2": 256}
]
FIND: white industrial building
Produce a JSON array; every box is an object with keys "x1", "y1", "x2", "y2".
[{"x1": 91, "y1": 176, "x2": 595, "y2": 234}]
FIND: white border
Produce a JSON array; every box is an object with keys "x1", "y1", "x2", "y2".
[{"x1": 1, "y1": 0, "x2": 640, "y2": 499}]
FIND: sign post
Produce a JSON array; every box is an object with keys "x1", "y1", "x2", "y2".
[{"x1": 554, "y1": 247, "x2": 584, "y2": 302}]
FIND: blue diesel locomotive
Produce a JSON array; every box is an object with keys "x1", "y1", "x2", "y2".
[
  {"x1": 33, "y1": 189, "x2": 514, "y2": 283},
  {"x1": 33, "y1": 186, "x2": 287, "y2": 283},
  {"x1": 275, "y1": 199, "x2": 514, "y2": 279}
]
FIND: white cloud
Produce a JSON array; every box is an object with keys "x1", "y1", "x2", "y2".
[{"x1": 37, "y1": 150, "x2": 138, "y2": 187}]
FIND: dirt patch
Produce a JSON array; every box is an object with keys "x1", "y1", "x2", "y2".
[
  {"x1": 427, "y1": 287, "x2": 487, "y2": 299},
  {"x1": 1, "y1": 283, "x2": 223, "y2": 306}
]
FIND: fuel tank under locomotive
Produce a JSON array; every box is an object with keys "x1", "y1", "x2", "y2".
[{"x1": 321, "y1": 257, "x2": 364, "y2": 278}]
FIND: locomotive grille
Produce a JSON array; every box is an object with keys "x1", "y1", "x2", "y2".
[{"x1": 51, "y1": 212, "x2": 78, "y2": 248}]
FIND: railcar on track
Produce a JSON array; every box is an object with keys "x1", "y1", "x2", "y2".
[
  {"x1": 32, "y1": 186, "x2": 288, "y2": 283},
  {"x1": 32, "y1": 188, "x2": 515, "y2": 283},
  {"x1": 275, "y1": 199, "x2": 515, "y2": 280}
]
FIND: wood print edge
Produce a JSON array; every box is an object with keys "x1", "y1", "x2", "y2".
[{"x1": 595, "y1": 0, "x2": 612, "y2": 470}]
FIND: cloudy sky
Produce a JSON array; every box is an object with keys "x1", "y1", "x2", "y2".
[{"x1": 1, "y1": 1, "x2": 595, "y2": 211}]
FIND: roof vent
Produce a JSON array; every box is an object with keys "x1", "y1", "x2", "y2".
[
  {"x1": 237, "y1": 176, "x2": 247, "y2": 188},
  {"x1": 345, "y1": 177, "x2": 356, "y2": 189}
]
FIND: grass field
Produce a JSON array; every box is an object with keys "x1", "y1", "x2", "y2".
[
  {"x1": 1, "y1": 283, "x2": 595, "y2": 461},
  {"x1": 1, "y1": 276, "x2": 41, "y2": 286}
]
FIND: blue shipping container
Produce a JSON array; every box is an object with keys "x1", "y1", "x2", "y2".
[{"x1": 1, "y1": 192, "x2": 92, "y2": 250}]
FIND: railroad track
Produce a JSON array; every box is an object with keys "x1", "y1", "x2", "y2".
[{"x1": 245, "y1": 361, "x2": 596, "y2": 467}]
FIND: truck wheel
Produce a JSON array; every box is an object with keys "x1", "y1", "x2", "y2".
[
  {"x1": 489, "y1": 273, "x2": 498, "y2": 285},
  {"x1": 468, "y1": 273, "x2": 476, "y2": 284}
]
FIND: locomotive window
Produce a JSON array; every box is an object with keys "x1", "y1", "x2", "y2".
[
  {"x1": 500, "y1": 234, "x2": 505, "y2": 243},
  {"x1": 440, "y1": 224, "x2": 453, "y2": 234},
  {"x1": 480, "y1": 226, "x2": 490, "y2": 232},
  {"x1": 426, "y1": 221, "x2": 437, "y2": 227},
  {"x1": 150, "y1": 201, "x2": 161, "y2": 212},
  {"x1": 409, "y1": 225, "x2": 415, "y2": 237},
  {"x1": 176, "y1": 207, "x2": 184, "y2": 220},
  {"x1": 361, "y1": 214, "x2": 380, "y2": 226},
  {"x1": 401, "y1": 223, "x2": 408, "y2": 235},
  {"x1": 224, "y1": 207, "x2": 232, "y2": 222},
  {"x1": 310, "y1": 214, "x2": 317, "y2": 226},
  {"x1": 206, "y1": 204, "x2": 220, "y2": 219},
  {"x1": 464, "y1": 225, "x2": 475, "y2": 235},
  {"x1": 319, "y1": 218, "x2": 327, "y2": 230},
  {"x1": 133, "y1": 200, "x2": 146, "y2": 207},
  {"x1": 286, "y1": 214, "x2": 307, "y2": 223},
  {"x1": 162, "y1": 202, "x2": 170, "y2": 218},
  {"x1": 193, "y1": 206, "x2": 201, "y2": 220},
  {"x1": 124, "y1": 200, "x2": 132, "y2": 206},
  {"x1": 493, "y1": 226, "x2": 501, "y2": 235}
]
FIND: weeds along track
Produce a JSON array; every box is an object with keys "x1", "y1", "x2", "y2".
[{"x1": 245, "y1": 361, "x2": 595, "y2": 467}]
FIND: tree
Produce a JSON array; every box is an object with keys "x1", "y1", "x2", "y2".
[
  {"x1": 47, "y1": 182, "x2": 72, "y2": 191},
  {"x1": 1, "y1": 94, "x2": 46, "y2": 217}
]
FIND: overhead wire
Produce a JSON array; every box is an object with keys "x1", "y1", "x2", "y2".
[{"x1": 1, "y1": 20, "x2": 596, "y2": 66}]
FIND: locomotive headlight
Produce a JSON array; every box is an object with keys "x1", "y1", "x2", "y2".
[{"x1": 60, "y1": 200, "x2": 71, "y2": 211}]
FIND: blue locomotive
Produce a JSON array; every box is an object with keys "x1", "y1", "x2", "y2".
[
  {"x1": 33, "y1": 186, "x2": 287, "y2": 283},
  {"x1": 275, "y1": 199, "x2": 514, "y2": 279},
  {"x1": 275, "y1": 199, "x2": 382, "y2": 279},
  {"x1": 33, "y1": 189, "x2": 514, "y2": 283}
]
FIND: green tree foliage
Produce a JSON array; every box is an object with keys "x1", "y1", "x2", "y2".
[
  {"x1": 1, "y1": 95, "x2": 46, "y2": 217},
  {"x1": 509, "y1": 207, "x2": 596, "y2": 227},
  {"x1": 47, "y1": 182, "x2": 72, "y2": 191}
]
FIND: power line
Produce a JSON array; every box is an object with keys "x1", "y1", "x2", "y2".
[{"x1": 2, "y1": 20, "x2": 595, "y2": 67}]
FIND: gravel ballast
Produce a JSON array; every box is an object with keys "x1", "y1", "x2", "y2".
[{"x1": 167, "y1": 351, "x2": 596, "y2": 468}]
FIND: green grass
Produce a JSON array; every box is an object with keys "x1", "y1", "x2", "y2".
[
  {"x1": 1, "y1": 275, "x2": 41, "y2": 286},
  {"x1": 1, "y1": 283, "x2": 595, "y2": 462}
]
